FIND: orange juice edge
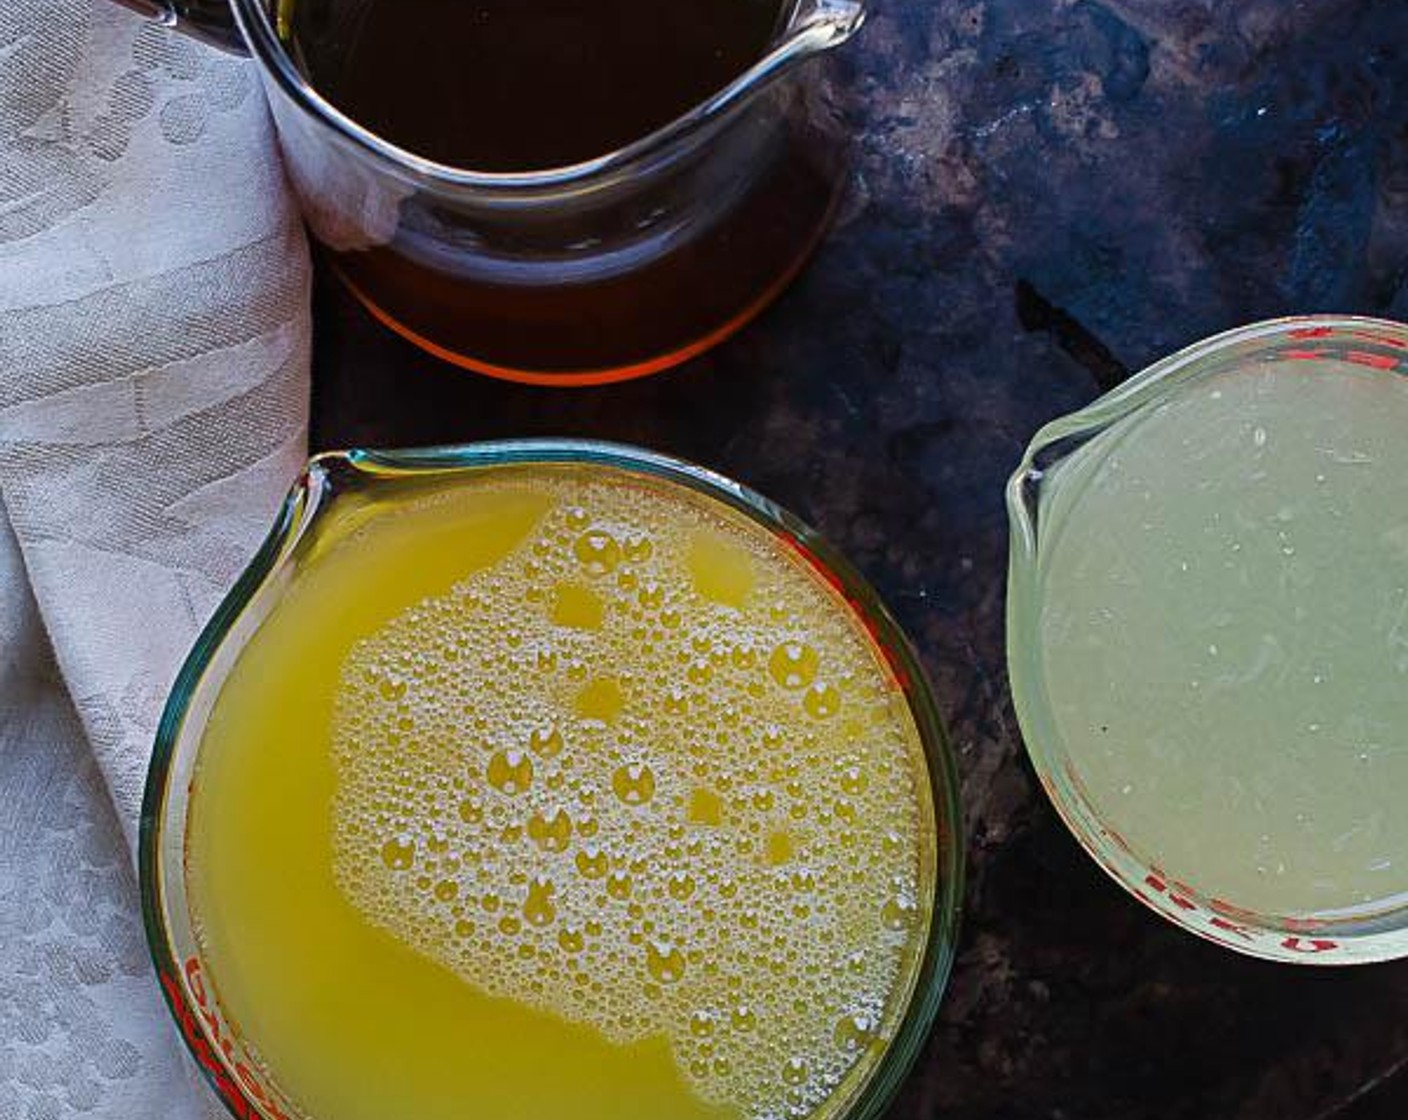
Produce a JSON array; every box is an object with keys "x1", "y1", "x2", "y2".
[{"x1": 187, "y1": 465, "x2": 936, "y2": 1120}]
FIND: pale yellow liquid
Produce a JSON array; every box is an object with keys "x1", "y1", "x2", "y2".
[
  {"x1": 1037, "y1": 359, "x2": 1408, "y2": 916},
  {"x1": 187, "y1": 463, "x2": 936, "y2": 1120}
]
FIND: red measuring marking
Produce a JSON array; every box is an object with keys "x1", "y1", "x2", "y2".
[
  {"x1": 1208, "y1": 916, "x2": 1255, "y2": 941},
  {"x1": 1344, "y1": 350, "x2": 1398, "y2": 370},
  {"x1": 1141, "y1": 872, "x2": 1196, "y2": 911},
  {"x1": 165, "y1": 959, "x2": 294, "y2": 1120},
  {"x1": 1281, "y1": 936, "x2": 1339, "y2": 954},
  {"x1": 1348, "y1": 329, "x2": 1408, "y2": 349}
]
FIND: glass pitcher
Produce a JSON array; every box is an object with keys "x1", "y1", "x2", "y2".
[{"x1": 116, "y1": 0, "x2": 866, "y2": 384}]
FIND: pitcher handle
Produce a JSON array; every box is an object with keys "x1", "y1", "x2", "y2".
[{"x1": 113, "y1": 0, "x2": 246, "y2": 52}]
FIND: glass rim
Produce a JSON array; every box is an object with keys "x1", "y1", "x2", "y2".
[
  {"x1": 1006, "y1": 314, "x2": 1408, "y2": 964},
  {"x1": 139, "y1": 437, "x2": 964, "y2": 1120},
  {"x1": 229, "y1": 0, "x2": 864, "y2": 193}
]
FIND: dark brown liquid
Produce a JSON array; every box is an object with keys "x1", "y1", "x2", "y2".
[
  {"x1": 282, "y1": 0, "x2": 847, "y2": 380},
  {"x1": 286, "y1": 0, "x2": 783, "y2": 170}
]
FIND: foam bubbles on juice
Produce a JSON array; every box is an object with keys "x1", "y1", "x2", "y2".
[{"x1": 331, "y1": 473, "x2": 929, "y2": 1120}]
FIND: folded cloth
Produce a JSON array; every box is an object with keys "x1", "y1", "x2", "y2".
[{"x1": 0, "y1": 2, "x2": 311, "y2": 1117}]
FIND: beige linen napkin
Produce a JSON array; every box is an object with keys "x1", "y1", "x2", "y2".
[{"x1": 0, "y1": 1, "x2": 310, "y2": 1116}]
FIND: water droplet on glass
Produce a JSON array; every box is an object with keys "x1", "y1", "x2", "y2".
[
  {"x1": 769, "y1": 642, "x2": 819, "y2": 690},
  {"x1": 565, "y1": 507, "x2": 591, "y2": 532},
  {"x1": 523, "y1": 876, "x2": 557, "y2": 927},
  {"x1": 433, "y1": 878, "x2": 459, "y2": 902},
  {"x1": 645, "y1": 939, "x2": 686, "y2": 983},
  {"x1": 487, "y1": 749, "x2": 534, "y2": 795},
  {"x1": 765, "y1": 830, "x2": 794, "y2": 866},
  {"x1": 803, "y1": 682, "x2": 842, "y2": 719},
  {"x1": 881, "y1": 895, "x2": 916, "y2": 931},
  {"x1": 378, "y1": 675, "x2": 408, "y2": 702},
  {"x1": 612, "y1": 762, "x2": 656, "y2": 806},
  {"x1": 668, "y1": 871, "x2": 696, "y2": 900},
  {"x1": 607, "y1": 870, "x2": 633, "y2": 900},
  {"x1": 528, "y1": 807, "x2": 573, "y2": 852},
  {"x1": 558, "y1": 925, "x2": 585, "y2": 954},
  {"x1": 834, "y1": 1013, "x2": 875, "y2": 1052},
  {"x1": 529, "y1": 725, "x2": 564, "y2": 758},
  {"x1": 380, "y1": 835, "x2": 415, "y2": 870},
  {"x1": 575, "y1": 845, "x2": 609, "y2": 879},
  {"x1": 687, "y1": 786, "x2": 723, "y2": 826}
]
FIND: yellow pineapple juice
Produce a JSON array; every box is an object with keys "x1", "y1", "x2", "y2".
[{"x1": 186, "y1": 461, "x2": 938, "y2": 1120}]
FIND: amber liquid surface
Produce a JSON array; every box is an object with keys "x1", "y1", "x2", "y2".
[
  {"x1": 286, "y1": 0, "x2": 783, "y2": 171},
  {"x1": 281, "y1": 0, "x2": 844, "y2": 380}
]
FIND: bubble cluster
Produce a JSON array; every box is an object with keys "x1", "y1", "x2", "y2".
[{"x1": 331, "y1": 473, "x2": 931, "y2": 1120}]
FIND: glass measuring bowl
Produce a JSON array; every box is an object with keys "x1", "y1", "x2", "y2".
[
  {"x1": 1007, "y1": 316, "x2": 1408, "y2": 964},
  {"x1": 118, "y1": 0, "x2": 865, "y2": 384},
  {"x1": 140, "y1": 440, "x2": 964, "y2": 1119}
]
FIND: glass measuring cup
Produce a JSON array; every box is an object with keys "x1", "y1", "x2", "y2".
[
  {"x1": 140, "y1": 440, "x2": 964, "y2": 1120},
  {"x1": 1007, "y1": 317, "x2": 1408, "y2": 964},
  {"x1": 116, "y1": 0, "x2": 865, "y2": 384}
]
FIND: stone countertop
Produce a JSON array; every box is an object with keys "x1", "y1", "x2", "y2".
[{"x1": 310, "y1": 2, "x2": 1408, "y2": 1117}]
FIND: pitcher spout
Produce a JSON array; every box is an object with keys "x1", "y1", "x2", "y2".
[
  {"x1": 729, "y1": 0, "x2": 866, "y2": 104},
  {"x1": 784, "y1": 0, "x2": 867, "y2": 50}
]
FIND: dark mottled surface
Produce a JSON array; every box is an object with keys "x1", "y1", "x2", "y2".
[{"x1": 310, "y1": 1, "x2": 1408, "y2": 1116}]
